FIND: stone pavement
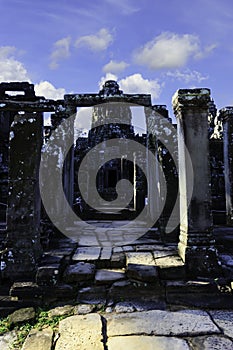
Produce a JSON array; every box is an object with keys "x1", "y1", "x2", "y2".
[
  {"x1": 1, "y1": 221, "x2": 233, "y2": 349},
  {"x1": 1, "y1": 306, "x2": 233, "y2": 349}
]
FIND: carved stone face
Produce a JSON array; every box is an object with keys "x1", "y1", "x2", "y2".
[
  {"x1": 99, "y1": 80, "x2": 122, "y2": 96},
  {"x1": 104, "y1": 80, "x2": 119, "y2": 89}
]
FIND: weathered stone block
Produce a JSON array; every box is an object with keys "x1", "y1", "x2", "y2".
[
  {"x1": 106, "y1": 309, "x2": 220, "y2": 337},
  {"x1": 8, "y1": 307, "x2": 35, "y2": 326},
  {"x1": 55, "y1": 314, "x2": 104, "y2": 350},
  {"x1": 107, "y1": 336, "x2": 190, "y2": 350},
  {"x1": 189, "y1": 335, "x2": 233, "y2": 350},
  {"x1": 36, "y1": 265, "x2": 61, "y2": 286},
  {"x1": 72, "y1": 247, "x2": 101, "y2": 262},
  {"x1": 95, "y1": 269, "x2": 125, "y2": 285},
  {"x1": 63, "y1": 262, "x2": 95, "y2": 283},
  {"x1": 22, "y1": 327, "x2": 53, "y2": 350}
]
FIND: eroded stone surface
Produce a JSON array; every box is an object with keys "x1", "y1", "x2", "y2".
[
  {"x1": 0, "y1": 331, "x2": 17, "y2": 350},
  {"x1": 189, "y1": 335, "x2": 233, "y2": 350},
  {"x1": 77, "y1": 286, "x2": 107, "y2": 305},
  {"x1": 127, "y1": 263, "x2": 158, "y2": 282},
  {"x1": 74, "y1": 304, "x2": 95, "y2": 315},
  {"x1": 8, "y1": 307, "x2": 35, "y2": 325},
  {"x1": 107, "y1": 335, "x2": 190, "y2": 350},
  {"x1": 72, "y1": 247, "x2": 101, "y2": 262},
  {"x1": 106, "y1": 309, "x2": 220, "y2": 337},
  {"x1": 114, "y1": 302, "x2": 135, "y2": 313},
  {"x1": 63, "y1": 262, "x2": 95, "y2": 282},
  {"x1": 95, "y1": 269, "x2": 125, "y2": 285},
  {"x1": 126, "y1": 252, "x2": 155, "y2": 266},
  {"x1": 48, "y1": 305, "x2": 74, "y2": 317},
  {"x1": 55, "y1": 314, "x2": 103, "y2": 350},
  {"x1": 210, "y1": 310, "x2": 233, "y2": 338},
  {"x1": 22, "y1": 327, "x2": 53, "y2": 350}
]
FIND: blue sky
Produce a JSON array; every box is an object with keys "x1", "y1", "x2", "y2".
[{"x1": 0, "y1": 0, "x2": 233, "y2": 119}]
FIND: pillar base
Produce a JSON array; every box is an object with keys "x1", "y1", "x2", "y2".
[
  {"x1": 226, "y1": 214, "x2": 233, "y2": 226},
  {"x1": 178, "y1": 242, "x2": 222, "y2": 277}
]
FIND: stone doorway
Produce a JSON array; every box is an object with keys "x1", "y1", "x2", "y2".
[{"x1": 0, "y1": 80, "x2": 225, "y2": 283}]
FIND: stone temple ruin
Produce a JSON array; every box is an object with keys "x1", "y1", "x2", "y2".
[{"x1": 0, "y1": 80, "x2": 233, "y2": 313}]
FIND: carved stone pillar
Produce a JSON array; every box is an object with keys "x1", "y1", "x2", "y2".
[
  {"x1": 63, "y1": 102, "x2": 76, "y2": 209},
  {"x1": 49, "y1": 106, "x2": 75, "y2": 219},
  {"x1": 219, "y1": 107, "x2": 233, "y2": 225},
  {"x1": 145, "y1": 107, "x2": 161, "y2": 223},
  {"x1": 2, "y1": 113, "x2": 43, "y2": 280},
  {"x1": 172, "y1": 89, "x2": 221, "y2": 276}
]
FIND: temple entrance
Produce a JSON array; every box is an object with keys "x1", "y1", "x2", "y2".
[{"x1": 0, "y1": 80, "x2": 225, "y2": 282}]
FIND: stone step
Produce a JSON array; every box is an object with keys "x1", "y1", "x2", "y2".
[
  {"x1": 95, "y1": 268, "x2": 125, "y2": 285},
  {"x1": 9, "y1": 282, "x2": 75, "y2": 307},
  {"x1": 126, "y1": 252, "x2": 159, "y2": 283},
  {"x1": 0, "y1": 295, "x2": 40, "y2": 317},
  {"x1": 72, "y1": 247, "x2": 102, "y2": 263}
]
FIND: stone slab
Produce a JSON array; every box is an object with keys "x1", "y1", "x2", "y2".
[
  {"x1": 0, "y1": 331, "x2": 17, "y2": 350},
  {"x1": 106, "y1": 309, "x2": 220, "y2": 337},
  {"x1": 110, "y1": 252, "x2": 126, "y2": 268},
  {"x1": 63, "y1": 262, "x2": 95, "y2": 282},
  {"x1": 74, "y1": 304, "x2": 95, "y2": 315},
  {"x1": 8, "y1": 307, "x2": 35, "y2": 325},
  {"x1": 95, "y1": 269, "x2": 125, "y2": 285},
  {"x1": 127, "y1": 264, "x2": 158, "y2": 282},
  {"x1": 10, "y1": 282, "x2": 42, "y2": 299},
  {"x1": 210, "y1": 310, "x2": 233, "y2": 338},
  {"x1": 48, "y1": 305, "x2": 74, "y2": 317},
  {"x1": 22, "y1": 327, "x2": 53, "y2": 350},
  {"x1": 114, "y1": 302, "x2": 135, "y2": 313},
  {"x1": 72, "y1": 247, "x2": 101, "y2": 262},
  {"x1": 155, "y1": 255, "x2": 186, "y2": 279},
  {"x1": 107, "y1": 335, "x2": 190, "y2": 350},
  {"x1": 55, "y1": 314, "x2": 104, "y2": 350},
  {"x1": 97, "y1": 247, "x2": 112, "y2": 268},
  {"x1": 155, "y1": 255, "x2": 184, "y2": 268},
  {"x1": 126, "y1": 252, "x2": 155, "y2": 266},
  {"x1": 108, "y1": 281, "x2": 166, "y2": 309},
  {"x1": 189, "y1": 335, "x2": 233, "y2": 350},
  {"x1": 77, "y1": 286, "x2": 107, "y2": 305},
  {"x1": 167, "y1": 292, "x2": 233, "y2": 309},
  {"x1": 99, "y1": 247, "x2": 112, "y2": 261}
]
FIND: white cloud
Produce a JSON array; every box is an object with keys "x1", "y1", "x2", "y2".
[
  {"x1": 102, "y1": 60, "x2": 129, "y2": 74},
  {"x1": 75, "y1": 28, "x2": 113, "y2": 52},
  {"x1": 0, "y1": 46, "x2": 66, "y2": 100},
  {"x1": 49, "y1": 36, "x2": 71, "y2": 69},
  {"x1": 195, "y1": 43, "x2": 217, "y2": 59},
  {"x1": 104, "y1": 0, "x2": 139, "y2": 14},
  {"x1": 119, "y1": 74, "x2": 162, "y2": 100},
  {"x1": 35, "y1": 81, "x2": 66, "y2": 100},
  {"x1": 99, "y1": 73, "x2": 162, "y2": 101},
  {"x1": 166, "y1": 69, "x2": 208, "y2": 83},
  {"x1": 0, "y1": 46, "x2": 30, "y2": 82},
  {"x1": 134, "y1": 32, "x2": 203, "y2": 70}
]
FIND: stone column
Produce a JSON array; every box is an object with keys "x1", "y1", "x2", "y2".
[
  {"x1": 1, "y1": 113, "x2": 43, "y2": 280},
  {"x1": 219, "y1": 107, "x2": 233, "y2": 225},
  {"x1": 49, "y1": 107, "x2": 75, "y2": 218},
  {"x1": 172, "y1": 89, "x2": 221, "y2": 276},
  {"x1": 63, "y1": 101, "x2": 76, "y2": 209},
  {"x1": 145, "y1": 107, "x2": 160, "y2": 223}
]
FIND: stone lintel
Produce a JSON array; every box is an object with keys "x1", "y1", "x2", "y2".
[
  {"x1": 0, "y1": 99, "x2": 65, "y2": 113},
  {"x1": 172, "y1": 88, "x2": 211, "y2": 114},
  {"x1": 0, "y1": 82, "x2": 35, "y2": 98},
  {"x1": 64, "y1": 93, "x2": 152, "y2": 107}
]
